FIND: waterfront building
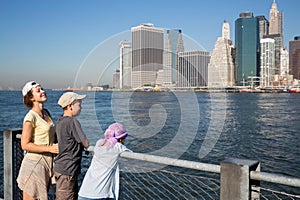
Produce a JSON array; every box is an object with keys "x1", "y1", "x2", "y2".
[
  {"x1": 256, "y1": 15, "x2": 269, "y2": 39},
  {"x1": 113, "y1": 69, "x2": 120, "y2": 89},
  {"x1": 235, "y1": 12, "x2": 260, "y2": 86},
  {"x1": 119, "y1": 40, "x2": 132, "y2": 89},
  {"x1": 177, "y1": 51, "x2": 210, "y2": 88},
  {"x1": 208, "y1": 21, "x2": 235, "y2": 88},
  {"x1": 260, "y1": 38, "x2": 275, "y2": 87},
  {"x1": 289, "y1": 36, "x2": 300, "y2": 80},
  {"x1": 163, "y1": 29, "x2": 184, "y2": 87},
  {"x1": 131, "y1": 23, "x2": 164, "y2": 88}
]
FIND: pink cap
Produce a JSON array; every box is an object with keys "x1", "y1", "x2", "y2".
[{"x1": 100, "y1": 123, "x2": 128, "y2": 149}]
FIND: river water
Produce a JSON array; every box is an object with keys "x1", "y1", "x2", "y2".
[{"x1": 0, "y1": 90, "x2": 299, "y2": 195}]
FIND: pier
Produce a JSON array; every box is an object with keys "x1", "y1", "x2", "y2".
[{"x1": 3, "y1": 129, "x2": 300, "y2": 199}]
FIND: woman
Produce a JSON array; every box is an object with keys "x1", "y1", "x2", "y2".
[{"x1": 17, "y1": 81, "x2": 59, "y2": 200}]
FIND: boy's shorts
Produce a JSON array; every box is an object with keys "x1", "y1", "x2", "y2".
[{"x1": 54, "y1": 171, "x2": 78, "y2": 200}]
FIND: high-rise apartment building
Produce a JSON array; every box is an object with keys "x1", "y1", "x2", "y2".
[
  {"x1": 119, "y1": 40, "x2": 132, "y2": 89},
  {"x1": 263, "y1": 34, "x2": 282, "y2": 76},
  {"x1": 289, "y1": 36, "x2": 300, "y2": 80},
  {"x1": 163, "y1": 29, "x2": 184, "y2": 87},
  {"x1": 131, "y1": 24, "x2": 164, "y2": 88},
  {"x1": 208, "y1": 21, "x2": 235, "y2": 88},
  {"x1": 235, "y1": 12, "x2": 260, "y2": 86},
  {"x1": 260, "y1": 38, "x2": 275, "y2": 87},
  {"x1": 177, "y1": 51, "x2": 210, "y2": 88}
]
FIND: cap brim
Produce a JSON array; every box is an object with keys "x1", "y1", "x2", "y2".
[
  {"x1": 115, "y1": 132, "x2": 128, "y2": 139},
  {"x1": 77, "y1": 94, "x2": 86, "y2": 100}
]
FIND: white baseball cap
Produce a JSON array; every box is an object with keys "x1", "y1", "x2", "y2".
[
  {"x1": 22, "y1": 81, "x2": 40, "y2": 96},
  {"x1": 58, "y1": 92, "x2": 86, "y2": 108}
]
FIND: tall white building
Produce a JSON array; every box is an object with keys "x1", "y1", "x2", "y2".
[
  {"x1": 207, "y1": 21, "x2": 235, "y2": 88},
  {"x1": 177, "y1": 51, "x2": 210, "y2": 88},
  {"x1": 163, "y1": 29, "x2": 184, "y2": 87},
  {"x1": 260, "y1": 38, "x2": 275, "y2": 87},
  {"x1": 119, "y1": 40, "x2": 132, "y2": 89},
  {"x1": 131, "y1": 24, "x2": 164, "y2": 88}
]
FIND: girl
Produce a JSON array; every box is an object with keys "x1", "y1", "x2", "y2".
[{"x1": 78, "y1": 123, "x2": 131, "y2": 200}]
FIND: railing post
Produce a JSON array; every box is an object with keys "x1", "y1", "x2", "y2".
[
  {"x1": 4, "y1": 129, "x2": 23, "y2": 200},
  {"x1": 220, "y1": 158, "x2": 260, "y2": 200},
  {"x1": 4, "y1": 129, "x2": 14, "y2": 200}
]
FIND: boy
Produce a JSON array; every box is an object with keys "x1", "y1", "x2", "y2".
[{"x1": 54, "y1": 92, "x2": 90, "y2": 200}]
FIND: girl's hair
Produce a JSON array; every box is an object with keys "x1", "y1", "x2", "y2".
[{"x1": 23, "y1": 90, "x2": 34, "y2": 108}]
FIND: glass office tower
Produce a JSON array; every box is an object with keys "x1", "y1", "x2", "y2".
[{"x1": 235, "y1": 12, "x2": 260, "y2": 86}]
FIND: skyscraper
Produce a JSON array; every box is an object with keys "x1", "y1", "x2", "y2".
[
  {"x1": 256, "y1": 15, "x2": 269, "y2": 39},
  {"x1": 131, "y1": 23, "x2": 164, "y2": 88},
  {"x1": 163, "y1": 29, "x2": 184, "y2": 87},
  {"x1": 269, "y1": 0, "x2": 283, "y2": 45},
  {"x1": 119, "y1": 40, "x2": 132, "y2": 89},
  {"x1": 289, "y1": 36, "x2": 300, "y2": 80},
  {"x1": 177, "y1": 51, "x2": 210, "y2": 88},
  {"x1": 113, "y1": 69, "x2": 120, "y2": 89},
  {"x1": 208, "y1": 21, "x2": 235, "y2": 88},
  {"x1": 266, "y1": 0, "x2": 284, "y2": 85},
  {"x1": 260, "y1": 38, "x2": 275, "y2": 87},
  {"x1": 235, "y1": 12, "x2": 260, "y2": 86}
]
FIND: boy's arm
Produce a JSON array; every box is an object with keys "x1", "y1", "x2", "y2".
[
  {"x1": 72, "y1": 118, "x2": 89, "y2": 148},
  {"x1": 81, "y1": 139, "x2": 89, "y2": 149}
]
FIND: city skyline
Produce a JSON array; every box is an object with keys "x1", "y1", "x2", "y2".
[{"x1": 1, "y1": 0, "x2": 299, "y2": 89}]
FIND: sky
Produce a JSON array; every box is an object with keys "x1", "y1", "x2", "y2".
[{"x1": 1, "y1": 0, "x2": 299, "y2": 90}]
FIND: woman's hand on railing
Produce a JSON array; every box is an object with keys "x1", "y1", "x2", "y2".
[{"x1": 49, "y1": 143, "x2": 59, "y2": 154}]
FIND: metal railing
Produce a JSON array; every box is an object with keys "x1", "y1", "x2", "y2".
[{"x1": 3, "y1": 129, "x2": 300, "y2": 200}]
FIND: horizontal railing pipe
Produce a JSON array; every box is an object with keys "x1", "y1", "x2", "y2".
[
  {"x1": 120, "y1": 151, "x2": 221, "y2": 174},
  {"x1": 251, "y1": 171, "x2": 300, "y2": 188}
]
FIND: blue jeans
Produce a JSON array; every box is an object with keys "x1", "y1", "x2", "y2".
[{"x1": 78, "y1": 196, "x2": 114, "y2": 200}]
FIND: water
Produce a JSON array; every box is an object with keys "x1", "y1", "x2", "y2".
[{"x1": 0, "y1": 90, "x2": 300, "y2": 195}]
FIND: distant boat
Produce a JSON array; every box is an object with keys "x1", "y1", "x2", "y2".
[
  {"x1": 239, "y1": 88, "x2": 253, "y2": 93},
  {"x1": 289, "y1": 87, "x2": 300, "y2": 93},
  {"x1": 239, "y1": 88, "x2": 264, "y2": 93}
]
